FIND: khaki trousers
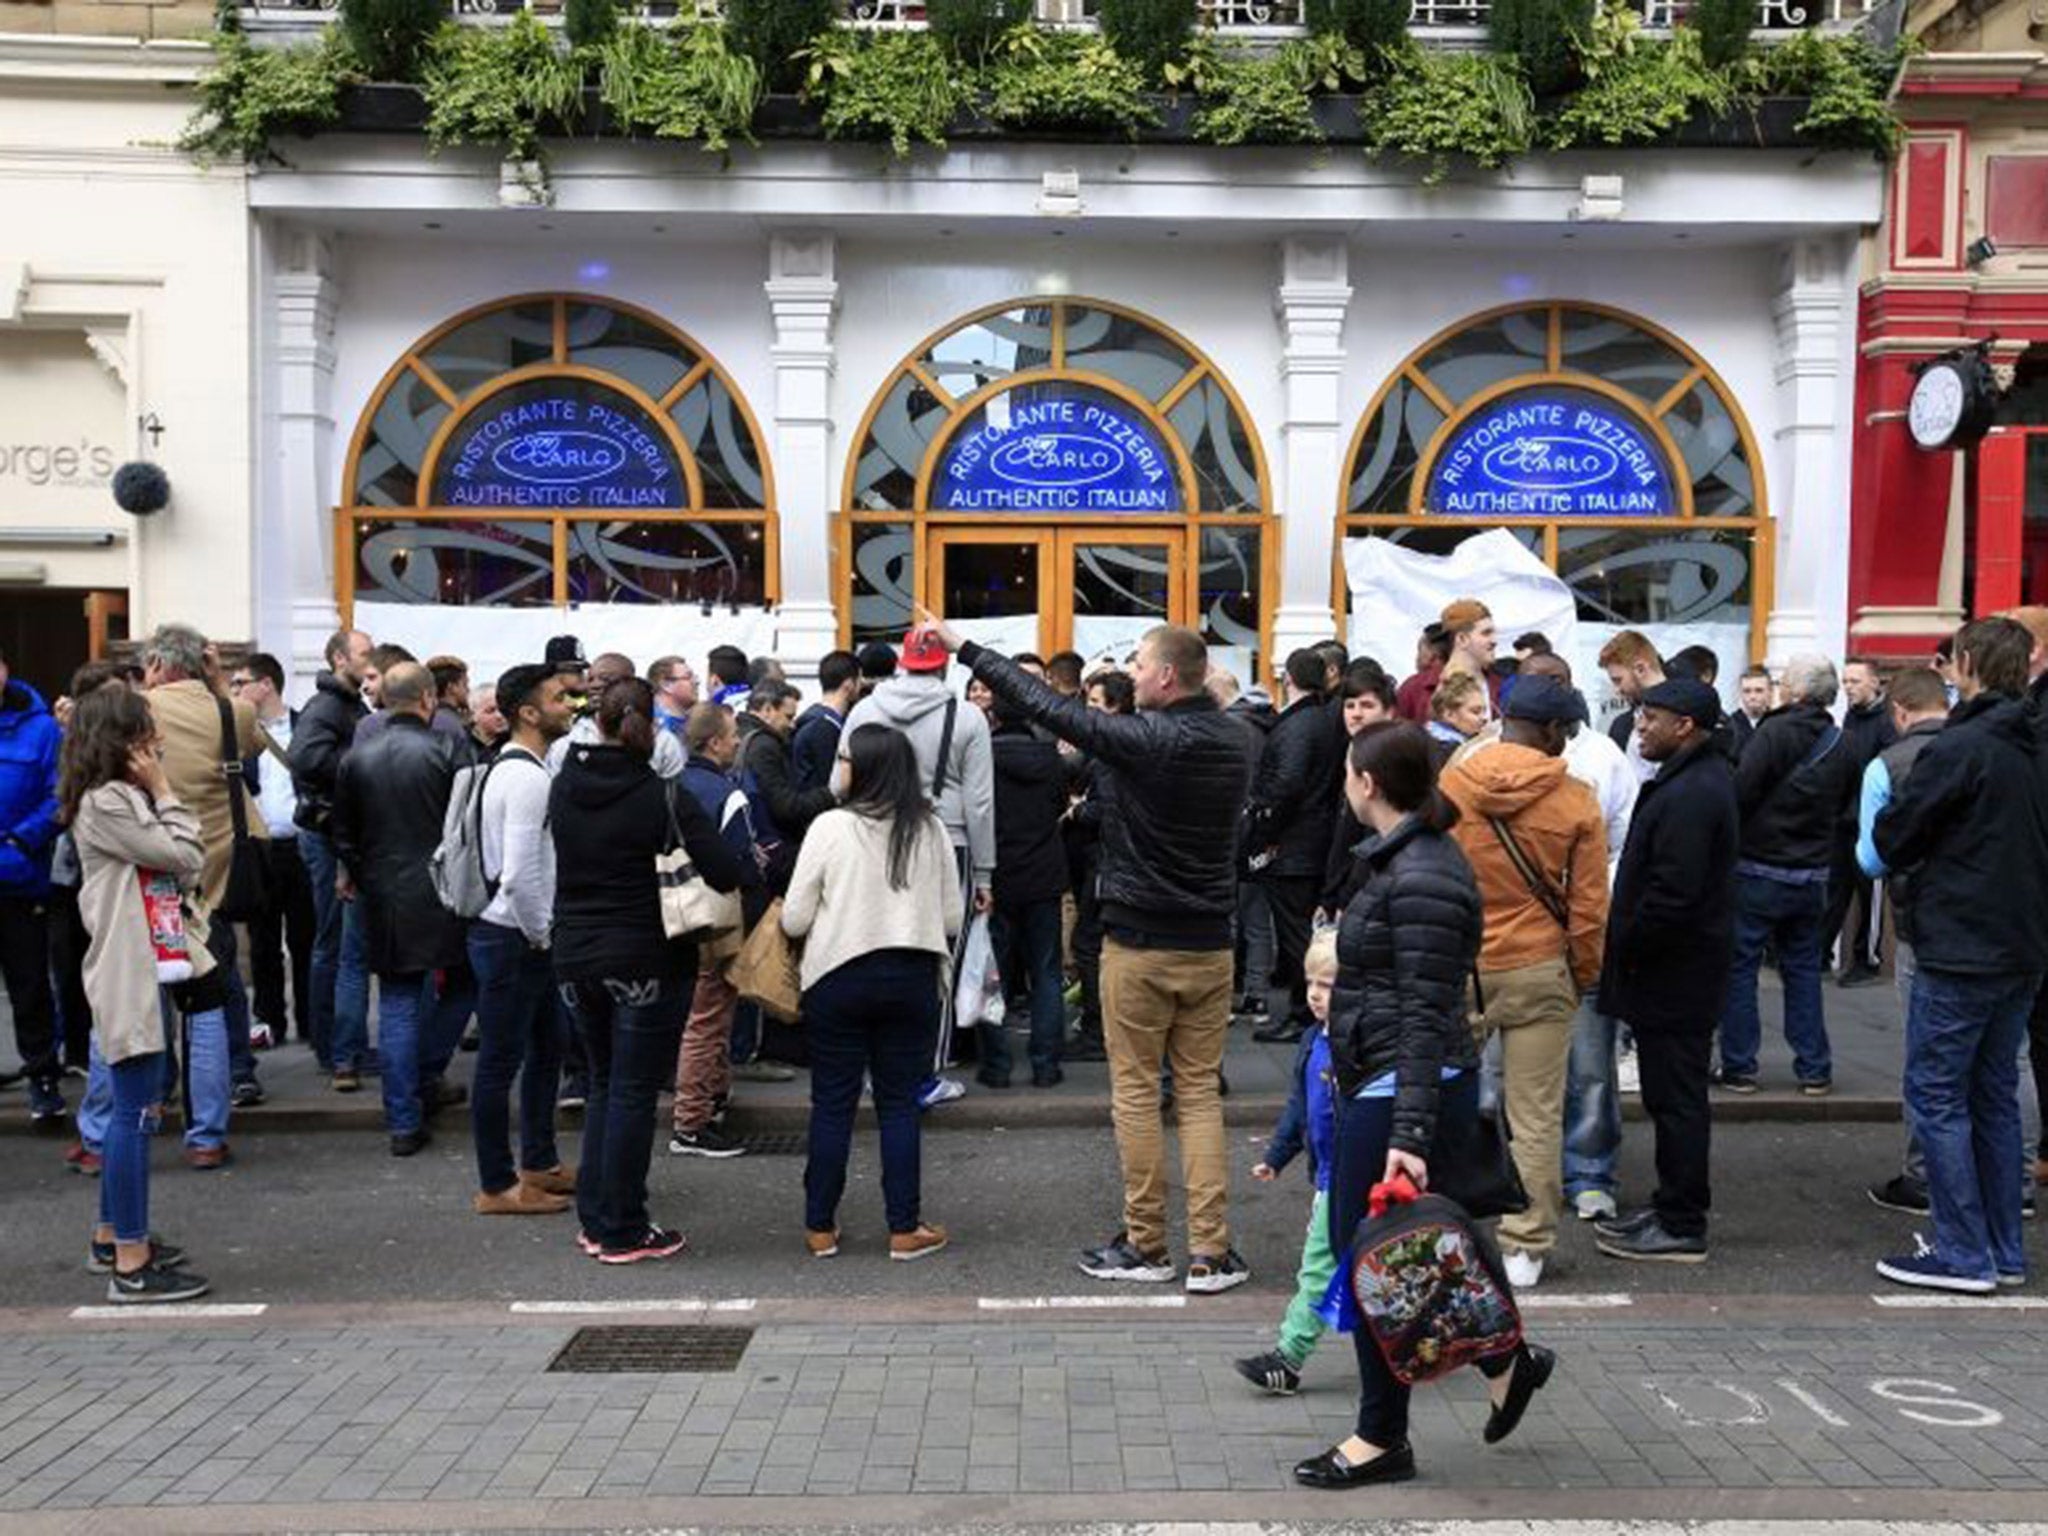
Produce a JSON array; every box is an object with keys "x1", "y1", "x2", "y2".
[
  {"x1": 1473, "y1": 955, "x2": 1578, "y2": 1257},
  {"x1": 1100, "y1": 938, "x2": 1234, "y2": 1260},
  {"x1": 673, "y1": 965, "x2": 737, "y2": 1134}
]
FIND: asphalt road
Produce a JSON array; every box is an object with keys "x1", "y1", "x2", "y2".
[{"x1": 5, "y1": 1113, "x2": 2033, "y2": 1310}]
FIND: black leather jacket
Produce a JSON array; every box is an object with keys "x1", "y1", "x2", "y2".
[
  {"x1": 965, "y1": 643, "x2": 1251, "y2": 945},
  {"x1": 289, "y1": 672, "x2": 369, "y2": 836},
  {"x1": 1735, "y1": 701, "x2": 1857, "y2": 870},
  {"x1": 1328, "y1": 815, "x2": 1483, "y2": 1154},
  {"x1": 1248, "y1": 693, "x2": 1346, "y2": 879},
  {"x1": 332, "y1": 713, "x2": 468, "y2": 975}
]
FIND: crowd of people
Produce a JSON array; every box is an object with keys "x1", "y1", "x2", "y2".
[{"x1": 3, "y1": 590, "x2": 2047, "y2": 1484}]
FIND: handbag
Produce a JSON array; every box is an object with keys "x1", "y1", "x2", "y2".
[
  {"x1": 1427, "y1": 1090, "x2": 1531, "y2": 1221},
  {"x1": 211, "y1": 695, "x2": 275, "y2": 924},
  {"x1": 1348, "y1": 1172, "x2": 1524, "y2": 1386},
  {"x1": 656, "y1": 782, "x2": 742, "y2": 943},
  {"x1": 733, "y1": 896, "x2": 803, "y2": 1022}
]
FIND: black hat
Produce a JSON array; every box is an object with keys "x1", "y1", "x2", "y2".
[
  {"x1": 1502, "y1": 674, "x2": 1589, "y2": 726},
  {"x1": 544, "y1": 635, "x2": 587, "y2": 674},
  {"x1": 1640, "y1": 678, "x2": 1723, "y2": 729}
]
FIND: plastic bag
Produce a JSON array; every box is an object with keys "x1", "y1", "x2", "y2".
[{"x1": 953, "y1": 912, "x2": 1005, "y2": 1029}]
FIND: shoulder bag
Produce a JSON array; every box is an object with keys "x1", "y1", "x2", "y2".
[
  {"x1": 656, "y1": 781, "x2": 743, "y2": 943},
  {"x1": 1486, "y1": 815, "x2": 1570, "y2": 930},
  {"x1": 211, "y1": 695, "x2": 275, "y2": 924}
]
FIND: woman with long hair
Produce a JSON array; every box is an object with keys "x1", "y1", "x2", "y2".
[
  {"x1": 782, "y1": 724, "x2": 960, "y2": 1261},
  {"x1": 1296, "y1": 721, "x2": 1553, "y2": 1488},
  {"x1": 62, "y1": 685, "x2": 224, "y2": 1302},
  {"x1": 550, "y1": 677, "x2": 741, "y2": 1264}
]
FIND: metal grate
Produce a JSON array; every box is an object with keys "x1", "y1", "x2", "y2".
[
  {"x1": 547, "y1": 1325, "x2": 755, "y2": 1374},
  {"x1": 736, "y1": 1132, "x2": 807, "y2": 1157}
]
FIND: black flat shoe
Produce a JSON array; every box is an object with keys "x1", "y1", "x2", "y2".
[
  {"x1": 1293, "y1": 1442, "x2": 1416, "y2": 1488},
  {"x1": 1484, "y1": 1344, "x2": 1556, "y2": 1445}
]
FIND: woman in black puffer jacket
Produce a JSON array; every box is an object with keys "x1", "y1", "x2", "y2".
[{"x1": 1294, "y1": 721, "x2": 1554, "y2": 1490}]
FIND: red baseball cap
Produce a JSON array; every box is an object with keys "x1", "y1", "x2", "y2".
[{"x1": 900, "y1": 627, "x2": 950, "y2": 673}]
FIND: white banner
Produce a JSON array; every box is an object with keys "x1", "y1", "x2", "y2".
[{"x1": 1344, "y1": 529, "x2": 1579, "y2": 679}]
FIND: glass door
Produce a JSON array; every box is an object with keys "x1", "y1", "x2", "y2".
[
  {"x1": 1057, "y1": 530, "x2": 1186, "y2": 664},
  {"x1": 927, "y1": 529, "x2": 1056, "y2": 656}
]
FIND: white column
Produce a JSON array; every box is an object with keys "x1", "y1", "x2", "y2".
[
  {"x1": 1269, "y1": 237, "x2": 1352, "y2": 676},
  {"x1": 764, "y1": 233, "x2": 841, "y2": 686},
  {"x1": 266, "y1": 224, "x2": 342, "y2": 699},
  {"x1": 1764, "y1": 234, "x2": 1858, "y2": 668}
]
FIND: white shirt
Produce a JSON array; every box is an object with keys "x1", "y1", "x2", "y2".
[
  {"x1": 254, "y1": 713, "x2": 298, "y2": 840},
  {"x1": 546, "y1": 714, "x2": 685, "y2": 779},
  {"x1": 477, "y1": 745, "x2": 556, "y2": 946}
]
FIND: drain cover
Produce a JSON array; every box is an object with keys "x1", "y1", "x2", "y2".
[
  {"x1": 547, "y1": 1325, "x2": 755, "y2": 1374},
  {"x1": 737, "y1": 1132, "x2": 807, "y2": 1156}
]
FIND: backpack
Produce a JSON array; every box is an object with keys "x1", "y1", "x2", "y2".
[{"x1": 431, "y1": 751, "x2": 544, "y2": 919}]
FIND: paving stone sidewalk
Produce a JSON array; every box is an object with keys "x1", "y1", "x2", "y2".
[{"x1": 2, "y1": 1313, "x2": 2045, "y2": 1514}]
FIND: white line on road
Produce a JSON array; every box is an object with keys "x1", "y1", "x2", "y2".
[
  {"x1": 1521, "y1": 1293, "x2": 1634, "y2": 1309},
  {"x1": 978, "y1": 1295, "x2": 1189, "y2": 1310},
  {"x1": 508, "y1": 1298, "x2": 758, "y2": 1315},
  {"x1": 1776, "y1": 1376, "x2": 1853, "y2": 1427},
  {"x1": 69, "y1": 1303, "x2": 269, "y2": 1320},
  {"x1": 1872, "y1": 1294, "x2": 2048, "y2": 1309}
]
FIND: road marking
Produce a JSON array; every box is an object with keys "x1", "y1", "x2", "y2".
[
  {"x1": 70, "y1": 1303, "x2": 268, "y2": 1320},
  {"x1": 978, "y1": 1295, "x2": 1189, "y2": 1310},
  {"x1": 1776, "y1": 1377, "x2": 1853, "y2": 1427},
  {"x1": 508, "y1": 1298, "x2": 757, "y2": 1315},
  {"x1": 1872, "y1": 1294, "x2": 2048, "y2": 1310},
  {"x1": 1521, "y1": 1292, "x2": 1633, "y2": 1309}
]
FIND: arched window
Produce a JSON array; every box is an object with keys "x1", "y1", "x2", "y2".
[
  {"x1": 843, "y1": 298, "x2": 1273, "y2": 678},
  {"x1": 1339, "y1": 301, "x2": 1770, "y2": 673},
  {"x1": 340, "y1": 294, "x2": 775, "y2": 615}
]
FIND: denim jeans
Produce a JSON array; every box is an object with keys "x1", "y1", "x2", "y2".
[
  {"x1": 988, "y1": 899, "x2": 1065, "y2": 1079},
  {"x1": 81, "y1": 1032, "x2": 174, "y2": 1153},
  {"x1": 1563, "y1": 997, "x2": 1622, "y2": 1200},
  {"x1": 422, "y1": 963, "x2": 477, "y2": 1088},
  {"x1": 1719, "y1": 871, "x2": 1832, "y2": 1084},
  {"x1": 374, "y1": 972, "x2": 430, "y2": 1137},
  {"x1": 100, "y1": 1050, "x2": 167, "y2": 1244},
  {"x1": 180, "y1": 1003, "x2": 231, "y2": 1150},
  {"x1": 804, "y1": 950, "x2": 941, "y2": 1235},
  {"x1": 210, "y1": 921, "x2": 257, "y2": 1088},
  {"x1": 1904, "y1": 965, "x2": 2038, "y2": 1282},
  {"x1": 468, "y1": 922, "x2": 563, "y2": 1193},
  {"x1": 562, "y1": 971, "x2": 685, "y2": 1250},
  {"x1": 1900, "y1": 943, "x2": 2042, "y2": 1192},
  {"x1": 304, "y1": 829, "x2": 371, "y2": 1072},
  {"x1": 1233, "y1": 875, "x2": 1274, "y2": 1009}
]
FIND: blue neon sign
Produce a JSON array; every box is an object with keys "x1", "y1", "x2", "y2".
[
  {"x1": 934, "y1": 385, "x2": 1180, "y2": 513},
  {"x1": 433, "y1": 382, "x2": 683, "y2": 509},
  {"x1": 1426, "y1": 389, "x2": 1676, "y2": 517}
]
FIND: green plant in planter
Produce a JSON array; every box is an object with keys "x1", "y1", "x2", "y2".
[
  {"x1": 1364, "y1": 42, "x2": 1533, "y2": 182},
  {"x1": 1543, "y1": 25, "x2": 1729, "y2": 146},
  {"x1": 565, "y1": 0, "x2": 620, "y2": 50},
  {"x1": 1303, "y1": 0, "x2": 1407, "y2": 58},
  {"x1": 1097, "y1": 0, "x2": 1196, "y2": 84},
  {"x1": 927, "y1": 0, "x2": 1033, "y2": 65},
  {"x1": 1686, "y1": 0, "x2": 1752, "y2": 71},
  {"x1": 598, "y1": 22, "x2": 762, "y2": 150},
  {"x1": 729, "y1": 0, "x2": 834, "y2": 91},
  {"x1": 421, "y1": 12, "x2": 585, "y2": 165},
  {"x1": 1487, "y1": 0, "x2": 1591, "y2": 98},
  {"x1": 1167, "y1": 32, "x2": 1365, "y2": 145},
  {"x1": 801, "y1": 28, "x2": 971, "y2": 155},
  {"x1": 340, "y1": 0, "x2": 442, "y2": 80},
  {"x1": 985, "y1": 25, "x2": 1158, "y2": 134},
  {"x1": 1750, "y1": 29, "x2": 1908, "y2": 153},
  {"x1": 178, "y1": 28, "x2": 356, "y2": 163}
]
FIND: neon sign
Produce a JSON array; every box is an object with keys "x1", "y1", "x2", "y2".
[
  {"x1": 1426, "y1": 389, "x2": 1676, "y2": 516},
  {"x1": 934, "y1": 385, "x2": 1180, "y2": 513},
  {"x1": 432, "y1": 383, "x2": 682, "y2": 509}
]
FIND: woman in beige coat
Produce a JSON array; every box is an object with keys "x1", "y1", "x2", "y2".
[{"x1": 62, "y1": 686, "x2": 219, "y2": 1303}]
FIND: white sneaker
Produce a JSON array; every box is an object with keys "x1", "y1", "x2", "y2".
[
  {"x1": 1574, "y1": 1189, "x2": 1618, "y2": 1222},
  {"x1": 1503, "y1": 1250, "x2": 1545, "y2": 1290},
  {"x1": 917, "y1": 1076, "x2": 967, "y2": 1110},
  {"x1": 1616, "y1": 1050, "x2": 1640, "y2": 1094}
]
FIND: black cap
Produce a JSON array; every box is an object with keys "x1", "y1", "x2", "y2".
[
  {"x1": 545, "y1": 635, "x2": 587, "y2": 674},
  {"x1": 1641, "y1": 678, "x2": 1723, "y2": 729},
  {"x1": 1502, "y1": 675, "x2": 1589, "y2": 726}
]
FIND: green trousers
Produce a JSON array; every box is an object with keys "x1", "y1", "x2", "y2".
[{"x1": 1277, "y1": 1188, "x2": 1336, "y2": 1367}]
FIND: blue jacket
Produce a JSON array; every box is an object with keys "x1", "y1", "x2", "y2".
[
  {"x1": 682, "y1": 754, "x2": 762, "y2": 893},
  {"x1": 1261, "y1": 1025, "x2": 1334, "y2": 1192},
  {"x1": 0, "y1": 681, "x2": 62, "y2": 899}
]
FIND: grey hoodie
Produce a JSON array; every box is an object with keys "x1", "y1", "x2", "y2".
[{"x1": 842, "y1": 673, "x2": 996, "y2": 887}]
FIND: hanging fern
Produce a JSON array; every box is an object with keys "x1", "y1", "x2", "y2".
[
  {"x1": 598, "y1": 22, "x2": 762, "y2": 151},
  {"x1": 801, "y1": 28, "x2": 971, "y2": 155},
  {"x1": 178, "y1": 28, "x2": 356, "y2": 164},
  {"x1": 421, "y1": 13, "x2": 586, "y2": 163}
]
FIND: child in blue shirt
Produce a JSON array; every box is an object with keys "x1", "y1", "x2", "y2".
[{"x1": 1233, "y1": 927, "x2": 1338, "y2": 1396}]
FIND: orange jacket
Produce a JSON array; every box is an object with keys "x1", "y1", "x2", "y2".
[{"x1": 1441, "y1": 743, "x2": 1608, "y2": 991}]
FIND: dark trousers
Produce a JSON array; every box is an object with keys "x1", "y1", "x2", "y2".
[
  {"x1": 1327, "y1": 1072, "x2": 1513, "y2": 1446},
  {"x1": 1635, "y1": 1025, "x2": 1712, "y2": 1238},
  {"x1": 1072, "y1": 872, "x2": 1105, "y2": 1045},
  {"x1": 468, "y1": 921, "x2": 563, "y2": 1195},
  {"x1": 988, "y1": 899, "x2": 1064, "y2": 1079},
  {"x1": 804, "y1": 950, "x2": 941, "y2": 1235},
  {"x1": 249, "y1": 837, "x2": 316, "y2": 1040},
  {"x1": 1260, "y1": 873, "x2": 1320, "y2": 1027},
  {"x1": 2031, "y1": 979, "x2": 2048, "y2": 1164},
  {"x1": 0, "y1": 894, "x2": 59, "y2": 1084},
  {"x1": 48, "y1": 886, "x2": 91, "y2": 1070},
  {"x1": 1820, "y1": 834, "x2": 1877, "y2": 974},
  {"x1": 562, "y1": 970, "x2": 684, "y2": 1250}
]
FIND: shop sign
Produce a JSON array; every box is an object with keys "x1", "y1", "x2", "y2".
[
  {"x1": 934, "y1": 388, "x2": 1179, "y2": 513},
  {"x1": 433, "y1": 387, "x2": 681, "y2": 509},
  {"x1": 1907, "y1": 348, "x2": 1998, "y2": 451},
  {"x1": 1427, "y1": 391, "x2": 1676, "y2": 516}
]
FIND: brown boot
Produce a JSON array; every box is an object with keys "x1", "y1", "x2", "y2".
[
  {"x1": 519, "y1": 1164, "x2": 577, "y2": 1198},
  {"x1": 475, "y1": 1183, "x2": 572, "y2": 1216}
]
